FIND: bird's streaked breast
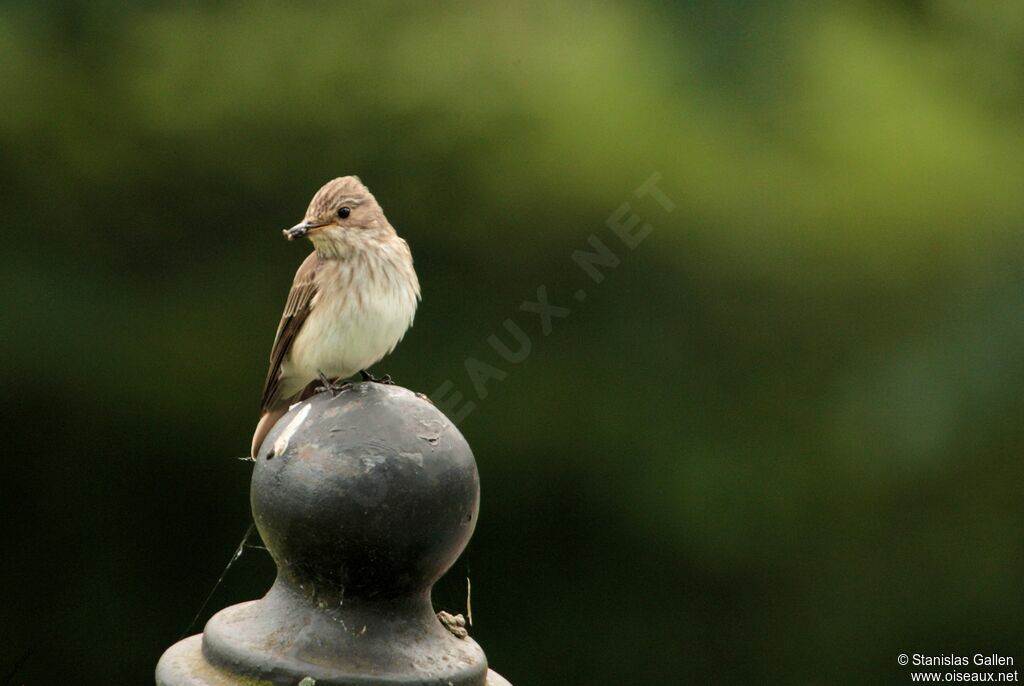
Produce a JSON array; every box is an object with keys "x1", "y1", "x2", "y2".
[{"x1": 281, "y1": 245, "x2": 419, "y2": 390}]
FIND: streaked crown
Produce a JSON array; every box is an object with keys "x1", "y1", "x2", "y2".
[{"x1": 306, "y1": 176, "x2": 377, "y2": 220}]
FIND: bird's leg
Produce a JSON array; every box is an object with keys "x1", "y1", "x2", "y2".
[
  {"x1": 315, "y1": 369, "x2": 351, "y2": 396},
  {"x1": 359, "y1": 369, "x2": 393, "y2": 385}
]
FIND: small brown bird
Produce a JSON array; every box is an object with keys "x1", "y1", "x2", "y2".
[{"x1": 251, "y1": 176, "x2": 420, "y2": 457}]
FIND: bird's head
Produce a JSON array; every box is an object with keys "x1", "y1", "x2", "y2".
[{"x1": 284, "y1": 176, "x2": 390, "y2": 252}]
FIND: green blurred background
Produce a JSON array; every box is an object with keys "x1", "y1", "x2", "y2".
[{"x1": 2, "y1": 0, "x2": 1023, "y2": 683}]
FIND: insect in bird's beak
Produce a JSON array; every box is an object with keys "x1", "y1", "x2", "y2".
[{"x1": 283, "y1": 220, "x2": 328, "y2": 241}]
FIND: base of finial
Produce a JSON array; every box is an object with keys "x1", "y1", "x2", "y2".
[{"x1": 156, "y1": 635, "x2": 513, "y2": 686}]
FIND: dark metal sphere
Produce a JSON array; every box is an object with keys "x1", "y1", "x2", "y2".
[{"x1": 252, "y1": 382, "x2": 480, "y2": 600}]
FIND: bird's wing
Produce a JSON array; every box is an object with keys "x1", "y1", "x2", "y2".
[{"x1": 259, "y1": 251, "x2": 321, "y2": 413}]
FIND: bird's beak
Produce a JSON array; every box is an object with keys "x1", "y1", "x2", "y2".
[{"x1": 283, "y1": 220, "x2": 328, "y2": 241}]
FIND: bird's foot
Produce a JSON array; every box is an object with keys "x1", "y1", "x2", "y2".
[
  {"x1": 359, "y1": 370, "x2": 394, "y2": 385},
  {"x1": 437, "y1": 610, "x2": 468, "y2": 639},
  {"x1": 315, "y1": 370, "x2": 351, "y2": 396}
]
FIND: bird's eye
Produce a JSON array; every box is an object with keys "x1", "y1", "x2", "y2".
[{"x1": 337, "y1": 207, "x2": 351, "y2": 219}]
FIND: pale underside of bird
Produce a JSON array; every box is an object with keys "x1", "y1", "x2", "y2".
[{"x1": 250, "y1": 176, "x2": 420, "y2": 457}]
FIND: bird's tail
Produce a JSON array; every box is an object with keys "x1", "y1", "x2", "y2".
[{"x1": 251, "y1": 407, "x2": 288, "y2": 458}]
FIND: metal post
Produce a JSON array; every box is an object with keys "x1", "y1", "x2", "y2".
[{"x1": 156, "y1": 382, "x2": 512, "y2": 685}]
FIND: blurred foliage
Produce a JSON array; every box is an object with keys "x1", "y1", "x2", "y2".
[{"x1": 2, "y1": 0, "x2": 1024, "y2": 683}]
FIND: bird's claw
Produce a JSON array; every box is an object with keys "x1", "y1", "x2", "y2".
[
  {"x1": 315, "y1": 370, "x2": 351, "y2": 396},
  {"x1": 359, "y1": 370, "x2": 394, "y2": 385}
]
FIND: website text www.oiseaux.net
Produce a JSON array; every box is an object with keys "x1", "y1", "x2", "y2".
[{"x1": 899, "y1": 654, "x2": 1017, "y2": 683}]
